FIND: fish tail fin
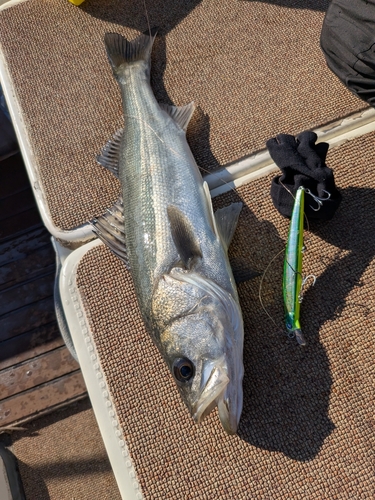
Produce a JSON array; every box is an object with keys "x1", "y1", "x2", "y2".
[{"x1": 104, "y1": 29, "x2": 157, "y2": 78}]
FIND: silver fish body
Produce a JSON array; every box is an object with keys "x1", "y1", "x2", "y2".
[{"x1": 94, "y1": 32, "x2": 244, "y2": 434}]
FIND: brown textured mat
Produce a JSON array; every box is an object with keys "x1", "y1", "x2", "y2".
[
  {"x1": 0, "y1": 0, "x2": 367, "y2": 231},
  {"x1": 4, "y1": 399, "x2": 121, "y2": 500},
  {"x1": 76, "y1": 131, "x2": 375, "y2": 499}
]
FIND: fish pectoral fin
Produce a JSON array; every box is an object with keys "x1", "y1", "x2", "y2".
[
  {"x1": 159, "y1": 102, "x2": 195, "y2": 132},
  {"x1": 96, "y1": 129, "x2": 123, "y2": 178},
  {"x1": 90, "y1": 197, "x2": 129, "y2": 268},
  {"x1": 214, "y1": 202, "x2": 243, "y2": 250},
  {"x1": 167, "y1": 205, "x2": 202, "y2": 269},
  {"x1": 230, "y1": 257, "x2": 260, "y2": 284}
]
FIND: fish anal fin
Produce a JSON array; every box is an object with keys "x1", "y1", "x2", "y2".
[
  {"x1": 90, "y1": 197, "x2": 129, "y2": 268},
  {"x1": 160, "y1": 102, "x2": 195, "y2": 132},
  {"x1": 167, "y1": 205, "x2": 202, "y2": 269},
  {"x1": 96, "y1": 128, "x2": 123, "y2": 178},
  {"x1": 214, "y1": 202, "x2": 243, "y2": 250}
]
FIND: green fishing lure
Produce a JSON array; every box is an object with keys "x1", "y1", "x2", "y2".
[{"x1": 283, "y1": 186, "x2": 307, "y2": 346}]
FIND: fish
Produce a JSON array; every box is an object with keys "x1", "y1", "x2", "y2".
[
  {"x1": 283, "y1": 186, "x2": 307, "y2": 346},
  {"x1": 92, "y1": 31, "x2": 244, "y2": 434}
]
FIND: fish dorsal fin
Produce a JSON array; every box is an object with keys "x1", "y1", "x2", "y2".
[
  {"x1": 160, "y1": 102, "x2": 195, "y2": 132},
  {"x1": 203, "y1": 181, "x2": 219, "y2": 237},
  {"x1": 214, "y1": 202, "x2": 243, "y2": 251},
  {"x1": 91, "y1": 197, "x2": 129, "y2": 268},
  {"x1": 167, "y1": 205, "x2": 202, "y2": 269},
  {"x1": 96, "y1": 129, "x2": 123, "y2": 178}
]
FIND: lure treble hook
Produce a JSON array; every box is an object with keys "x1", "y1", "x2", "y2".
[
  {"x1": 298, "y1": 274, "x2": 317, "y2": 303},
  {"x1": 305, "y1": 189, "x2": 331, "y2": 212}
]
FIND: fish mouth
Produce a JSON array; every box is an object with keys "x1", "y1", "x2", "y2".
[
  {"x1": 216, "y1": 386, "x2": 243, "y2": 435},
  {"x1": 216, "y1": 359, "x2": 244, "y2": 434},
  {"x1": 191, "y1": 359, "x2": 243, "y2": 434},
  {"x1": 191, "y1": 359, "x2": 229, "y2": 425}
]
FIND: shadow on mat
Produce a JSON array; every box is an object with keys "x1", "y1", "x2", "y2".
[
  {"x1": 81, "y1": 0, "x2": 328, "y2": 26},
  {"x1": 235, "y1": 186, "x2": 374, "y2": 460},
  {"x1": 306, "y1": 186, "x2": 375, "y2": 330},
  {"x1": 7, "y1": 398, "x2": 91, "y2": 444},
  {"x1": 239, "y1": 0, "x2": 328, "y2": 11},
  {"x1": 80, "y1": 0, "x2": 202, "y2": 34},
  {"x1": 16, "y1": 460, "x2": 51, "y2": 500},
  {"x1": 225, "y1": 193, "x2": 333, "y2": 461},
  {"x1": 15, "y1": 455, "x2": 116, "y2": 500}
]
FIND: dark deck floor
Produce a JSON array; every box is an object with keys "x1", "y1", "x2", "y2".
[{"x1": 0, "y1": 149, "x2": 86, "y2": 428}]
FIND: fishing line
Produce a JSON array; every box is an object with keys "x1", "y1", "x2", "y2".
[
  {"x1": 124, "y1": 114, "x2": 184, "y2": 159},
  {"x1": 120, "y1": 22, "x2": 238, "y2": 196},
  {"x1": 122, "y1": 18, "x2": 240, "y2": 198},
  {"x1": 123, "y1": 112, "x2": 240, "y2": 197},
  {"x1": 258, "y1": 248, "x2": 284, "y2": 329},
  {"x1": 0, "y1": 425, "x2": 27, "y2": 433},
  {"x1": 142, "y1": 0, "x2": 151, "y2": 37}
]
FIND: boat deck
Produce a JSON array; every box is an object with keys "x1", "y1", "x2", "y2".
[{"x1": 0, "y1": 152, "x2": 86, "y2": 427}]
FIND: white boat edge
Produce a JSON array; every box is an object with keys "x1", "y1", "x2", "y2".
[{"x1": 59, "y1": 238, "x2": 144, "y2": 500}]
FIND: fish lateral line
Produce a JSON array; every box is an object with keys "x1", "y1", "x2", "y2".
[{"x1": 122, "y1": 113, "x2": 189, "y2": 160}]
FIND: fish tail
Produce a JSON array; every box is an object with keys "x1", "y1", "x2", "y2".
[{"x1": 104, "y1": 30, "x2": 157, "y2": 79}]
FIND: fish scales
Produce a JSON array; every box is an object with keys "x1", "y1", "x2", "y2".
[{"x1": 119, "y1": 75, "x2": 234, "y2": 324}]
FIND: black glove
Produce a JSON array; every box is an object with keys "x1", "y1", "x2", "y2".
[{"x1": 267, "y1": 131, "x2": 341, "y2": 220}]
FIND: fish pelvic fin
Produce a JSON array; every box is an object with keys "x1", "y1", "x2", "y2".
[
  {"x1": 214, "y1": 202, "x2": 243, "y2": 251},
  {"x1": 167, "y1": 205, "x2": 202, "y2": 269},
  {"x1": 104, "y1": 30, "x2": 157, "y2": 78},
  {"x1": 90, "y1": 197, "x2": 130, "y2": 268},
  {"x1": 159, "y1": 102, "x2": 195, "y2": 132},
  {"x1": 202, "y1": 182, "x2": 242, "y2": 250}
]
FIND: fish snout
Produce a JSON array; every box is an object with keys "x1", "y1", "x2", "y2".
[
  {"x1": 216, "y1": 359, "x2": 244, "y2": 434},
  {"x1": 217, "y1": 389, "x2": 243, "y2": 435},
  {"x1": 191, "y1": 360, "x2": 229, "y2": 425}
]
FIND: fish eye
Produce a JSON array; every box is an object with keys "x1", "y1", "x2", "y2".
[{"x1": 173, "y1": 358, "x2": 195, "y2": 383}]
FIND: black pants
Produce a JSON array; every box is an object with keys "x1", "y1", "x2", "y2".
[{"x1": 321, "y1": 0, "x2": 375, "y2": 106}]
